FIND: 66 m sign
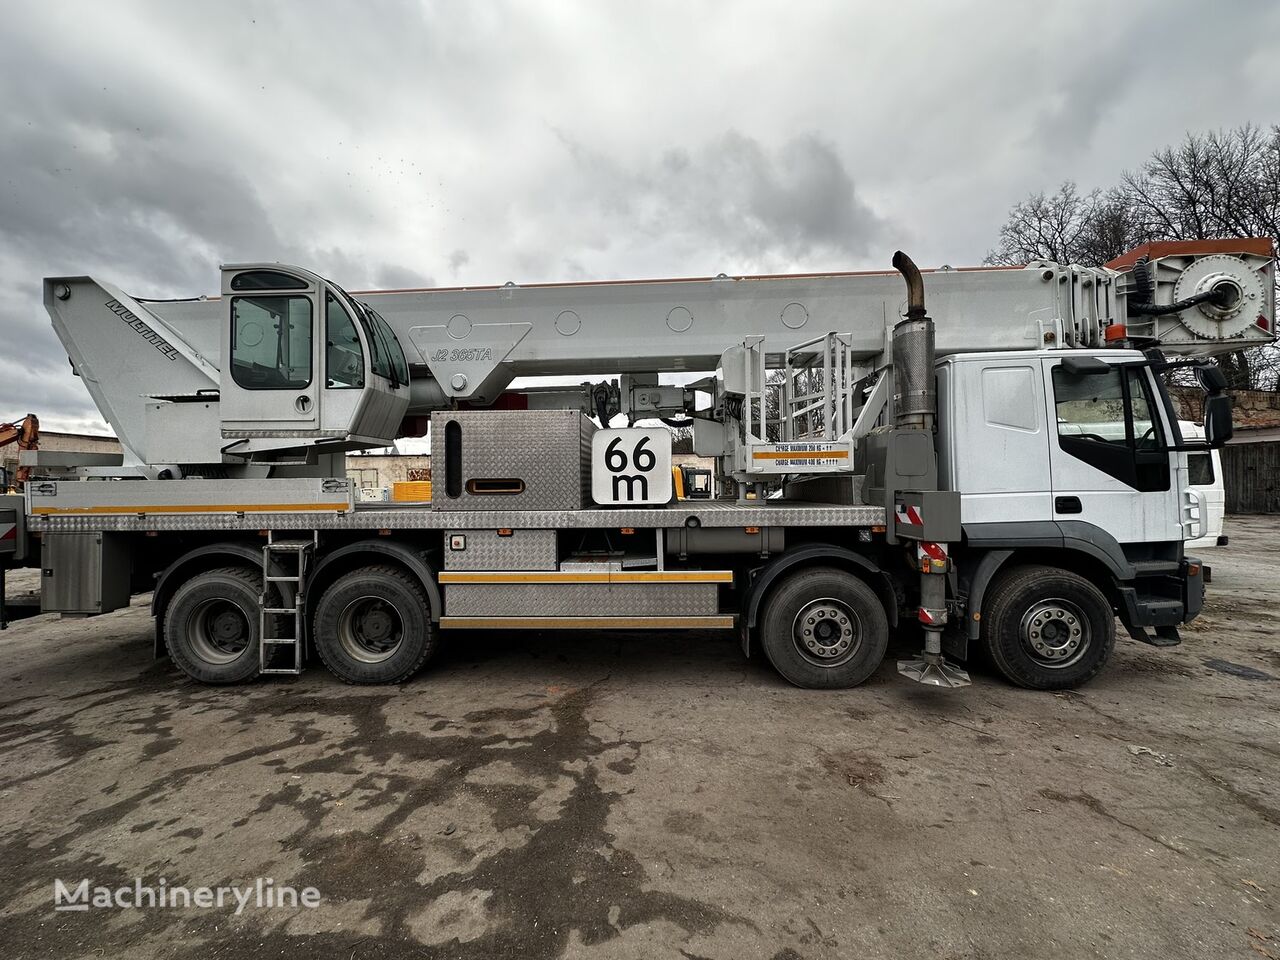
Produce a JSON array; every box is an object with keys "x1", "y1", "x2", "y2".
[{"x1": 591, "y1": 428, "x2": 673, "y2": 505}]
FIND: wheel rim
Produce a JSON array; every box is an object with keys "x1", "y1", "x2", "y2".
[
  {"x1": 792, "y1": 598, "x2": 862, "y2": 668},
  {"x1": 1019, "y1": 597, "x2": 1091, "y2": 669},
  {"x1": 188, "y1": 597, "x2": 251, "y2": 665},
  {"x1": 337, "y1": 596, "x2": 404, "y2": 664}
]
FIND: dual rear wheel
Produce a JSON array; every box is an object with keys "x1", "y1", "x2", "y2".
[
  {"x1": 312, "y1": 565, "x2": 437, "y2": 684},
  {"x1": 163, "y1": 564, "x2": 436, "y2": 685}
]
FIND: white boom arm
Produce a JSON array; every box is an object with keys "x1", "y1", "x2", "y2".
[
  {"x1": 145, "y1": 240, "x2": 1274, "y2": 410},
  {"x1": 41, "y1": 239, "x2": 1273, "y2": 472}
]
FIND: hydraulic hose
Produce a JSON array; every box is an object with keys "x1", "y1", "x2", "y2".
[{"x1": 1127, "y1": 255, "x2": 1232, "y2": 316}]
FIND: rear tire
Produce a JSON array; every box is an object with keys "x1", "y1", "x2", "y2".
[
  {"x1": 164, "y1": 566, "x2": 262, "y2": 685},
  {"x1": 981, "y1": 564, "x2": 1114, "y2": 690},
  {"x1": 759, "y1": 566, "x2": 889, "y2": 689},
  {"x1": 313, "y1": 565, "x2": 436, "y2": 684}
]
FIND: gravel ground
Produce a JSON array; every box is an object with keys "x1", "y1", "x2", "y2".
[{"x1": 0, "y1": 517, "x2": 1277, "y2": 959}]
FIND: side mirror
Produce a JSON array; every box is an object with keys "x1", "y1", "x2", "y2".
[
  {"x1": 1204, "y1": 393, "x2": 1233, "y2": 448},
  {"x1": 1196, "y1": 364, "x2": 1228, "y2": 393}
]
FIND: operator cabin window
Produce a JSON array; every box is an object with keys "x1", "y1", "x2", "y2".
[
  {"x1": 325, "y1": 294, "x2": 365, "y2": 388},
  {"x1": 231, "y1": 295, "x2": 312, "y2": 390},
  {"x1": 1052, "y1": 364, "x2": 1168, "y2": 492},
  {"x1": 351, "y1": 301, "x2": 395, "y2": 383},
  {"x1": 371, "y1": 308, "x2": 409, "y2": 386}
]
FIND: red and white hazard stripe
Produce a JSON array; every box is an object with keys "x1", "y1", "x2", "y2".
[
  {"x1": 0, "y1": 523, "x2": 16, "y2": 543},
  {"x1": 894, "y1": 504, "x2": 924, "y2": 527},
  {"x1": 918, "y1": 606, "x2": 945, "y2": 625},
  {"x1": 917, "y1": 541, "x2": 947, "y2": 564}
]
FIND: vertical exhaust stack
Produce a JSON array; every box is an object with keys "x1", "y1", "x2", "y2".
[
  {"x1": 890, "y1": 251, "x2": 937, "y2": 432},
  {"x1": 890, "y1": 251, "x2": 971, "y2": 690}
]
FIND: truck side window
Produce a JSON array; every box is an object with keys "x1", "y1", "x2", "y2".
[
  {"x1": 1188, "y1": 452, "x2": 1214, "y2": 486},
  {"x1": 325, "y1": 294, "x2": 365, "y2": 388},
  {"x1": 230, "y1": 295, "x2": 312, "y2": 390},
  {"x1": 1052, "y1": 364, "x2": 1169, "y2": 492}
]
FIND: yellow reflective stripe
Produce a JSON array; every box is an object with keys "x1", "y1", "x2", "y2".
[{"x1": 751, "y1": 450, "x2": 848, "y2": 460}]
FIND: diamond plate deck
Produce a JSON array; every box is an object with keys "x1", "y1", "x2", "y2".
[
  {"x1": 26, "y1": 499, "x2": 885, "y2": 534},
  {"x1": 443, "y1": 529, "x2": 557, "y2": 570},
  {"x1": 444, "y1": 582, "x2": 719, "y2": 617}
]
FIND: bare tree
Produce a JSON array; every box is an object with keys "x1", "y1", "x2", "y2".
[
  {"x1": 1121, "y1": 125, "x2": 1280, "y2": 244},
  {"x1": 984, "y1": 182, "x2": 1148, "y2": 267},
  {"x1": 986, "y1": 124, "x2": 1280, "y2": 389}
]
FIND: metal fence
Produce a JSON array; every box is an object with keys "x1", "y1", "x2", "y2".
[{"x1": 1222, "y1": 442, "x2": 1280, "y2": 514}]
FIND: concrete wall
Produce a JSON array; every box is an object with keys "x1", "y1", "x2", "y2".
[{"x1": 345, "y1": 454, "x2": 432, "y2": 493}]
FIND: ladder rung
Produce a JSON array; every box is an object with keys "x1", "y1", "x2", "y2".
[{"x1": 262, "y1": 532, "x2": 309, "y2": 677}]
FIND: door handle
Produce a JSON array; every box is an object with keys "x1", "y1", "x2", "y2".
[{"x1": 1055, "y1": 496, "x2": 1082, "y2": 514}]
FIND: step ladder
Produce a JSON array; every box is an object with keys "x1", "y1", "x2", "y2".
[{"x1": 259, "y1": 531, "x2": 316, "y2": 676}]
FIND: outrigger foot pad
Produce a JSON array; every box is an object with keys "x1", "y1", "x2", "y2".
[{"x1": 897, "y1": 656, "x2": 971, "y2": 688}]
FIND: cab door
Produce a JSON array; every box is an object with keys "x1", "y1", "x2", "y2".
[
  {"x1": 1042, "y1": 358, "x2": 1183, "y2": 544},
  {"x1": 220, "y1": 267, "x2": 320, "y2": 433}
]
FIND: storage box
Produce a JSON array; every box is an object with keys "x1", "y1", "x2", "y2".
[
  {"x1": 431, "y1": 410, "x2": 596, "y2": 511},
  {"x1": 40, "y1": 532, "x2": 132, "y2": 615},
  {"x1": 443, "y1": 529, "x2": 557, "y2": 570}
]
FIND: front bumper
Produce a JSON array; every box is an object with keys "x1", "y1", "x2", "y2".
[{"x1": 1116, "y1": 558, "x2": 1204, "y2": 646}]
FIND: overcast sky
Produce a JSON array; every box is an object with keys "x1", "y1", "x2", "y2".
[{"x1": 2, "y1": 0, "x2": 1277, "y2": 434}]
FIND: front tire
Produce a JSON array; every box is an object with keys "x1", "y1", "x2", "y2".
[
  {"x1": 164, "y1": 566, "x2": 263, "y2": 685},
  {"x1": 759, "y1": 567, "x2": 889, "y2": 689},
  {"x1": 313, "y1": 565, "x2": 436, "y2": 684},
  {"x1": 981, "y1": 564, "x2": 1115, "y2": 690}
]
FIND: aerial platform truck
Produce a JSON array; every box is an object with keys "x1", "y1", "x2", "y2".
[{"x1": 0, "y1": 237, "x2": 1272, "y2": 690}]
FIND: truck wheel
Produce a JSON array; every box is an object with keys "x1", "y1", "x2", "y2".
[
  {"x1": 313, "y1": 565, "x2": 436, "y2": 684},
  {"x1": 981, "y1": 564, "x2": 1115, "y2": 690},
  {"x1": 164, "y1": 566, "x2": 263, "y2": 685},
  {"x1": 760, "y1": 566, "x2": 889, "y2": 689}
]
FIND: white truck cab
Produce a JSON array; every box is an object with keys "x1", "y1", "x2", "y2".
[{"x1": 937, "y1": 348, "x2": 1185, "y2": 542}]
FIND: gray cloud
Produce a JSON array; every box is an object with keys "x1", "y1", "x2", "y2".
[
  {"x1": 543, "y1": 130, "x2": 886, "y2": 272},
  {"x1": 0, "y1": 0, "x2": 1277, "y2": 431}
]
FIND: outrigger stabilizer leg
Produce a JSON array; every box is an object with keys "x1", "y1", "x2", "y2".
[{"x1": 897, "y1": 543, "x2": 970, "y2": 688}]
